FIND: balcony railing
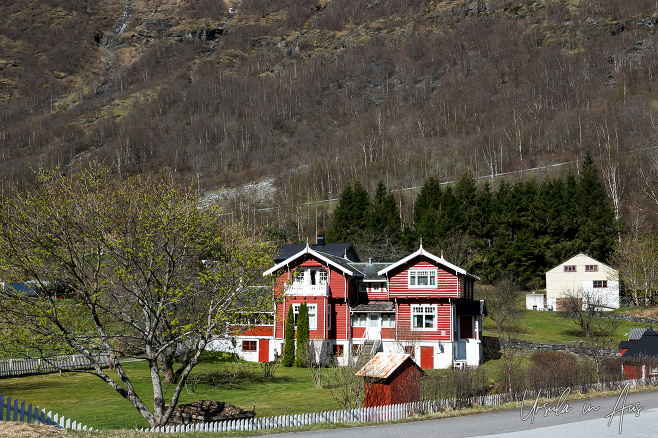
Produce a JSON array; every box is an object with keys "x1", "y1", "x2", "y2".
[{"x1": 285, "y1": 283, "x2": 329, "y2": 296}]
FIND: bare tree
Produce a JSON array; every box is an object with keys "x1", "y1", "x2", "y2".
[
  {"x1": 561, "y1": 289, "x2": 619, "y2": 384},
  {"x1": 327, "y1": 357, "x2": 364, "y2": 410},
  {"x1": 611, "y1": 231, "x2": 658, "y2": 306},
  {"x1": 479, "y1": 277, "x2": 524, "y2": 396}
]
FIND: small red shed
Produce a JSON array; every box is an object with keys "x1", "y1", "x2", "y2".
[
  {"x1": 619, "y1": 329, "x2": 658, "y2": 379},
  {"x1": 356, "y1": 352, "x2": 426, "y2": 407}
]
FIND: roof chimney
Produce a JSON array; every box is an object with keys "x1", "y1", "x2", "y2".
[{"x1": 317, "y1": 235, "x2": 325, "y2": 247}]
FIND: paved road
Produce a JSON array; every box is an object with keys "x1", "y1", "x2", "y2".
[{"x1": 258, "y1": 389, "x2": 658, "y2": 438}]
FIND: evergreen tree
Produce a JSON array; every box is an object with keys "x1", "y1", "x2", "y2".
[
  {"x1": 295, "y1": 303, "x2": 310, "y2": 367},
  {"x1": 351, "y1": 181, "x2": 371, "y2": 233},
  {"x1": 455, "y1": 171, "x2": 478, "y2": 235},
  {"x1": 412, "y1": 176, "x2": 442, "y2": 248},
  {"x1": 369, "y1": 180, "x2": 402, "y2": 244},
  {"x1": 576, "y1": 152, "x2": 619, "y2": 262},
  {"x1": 326, "y1": 184, "x2": 354, "y2": 243},
  {"x1": 436, "y1": 185, "x2": 459, "y2": 239},
  {"x1": 282, "y1": 304, "x2": 295, "y2": 367},
  {"x1": 326, "y1": 181, "x2": 371, "y2": 243}
]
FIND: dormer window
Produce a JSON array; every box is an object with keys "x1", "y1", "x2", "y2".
[{"x1": 409, "y1": 269, "x2": 437, "y2": 288}]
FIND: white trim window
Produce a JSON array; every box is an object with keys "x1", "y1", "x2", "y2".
[
  {"x1": 409, "y1": 270, "x2": 437, "y2": 288},
  {"x1": 293, "y1": 268, "x2": 327, "y2": 286},
  {"x1": 292, "y1": 303, "x2": 318, "y2": 330},
  {"x1": 411, "y1": 305, "x2": 436, "y2": 330},
  {"x1": 352, "y1": 313, "x2": 367, "y2": 327},
  {"x1": 381, "y1": 314, "x2": 395, "y2": 328}
]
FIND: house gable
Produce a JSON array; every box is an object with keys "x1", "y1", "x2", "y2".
[{"x1": 545, "y1": 253, "x2": 620, "y2": 309}]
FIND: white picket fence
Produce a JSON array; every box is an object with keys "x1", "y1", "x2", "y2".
[
  {"x1": 140, "y1": 377, "x2": 658, "y2": 434},
  {"x1": 0, "y1": 354, "x2": 110, "y2": 377},
  {"x1": 0, "y1": 393, "x2": 95, "y2": 431}
]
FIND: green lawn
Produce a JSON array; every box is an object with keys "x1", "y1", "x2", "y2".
[
  {"x1": 482, "y1": 308, "x2": 649, "y2": 344},
  {"x1": 0, "y1": 359, "x2": 341, "y2": 430},
  {"x1": 1, "y1": 310, "x2": 653, "y2": 431}
]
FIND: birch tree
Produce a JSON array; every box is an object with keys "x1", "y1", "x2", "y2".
[
  {"x1": 611, "y1": 231, "x2": 658, "y2": 306},
  {"x1": 0, "y1": 164, "x2": 273, "y2": 428}
]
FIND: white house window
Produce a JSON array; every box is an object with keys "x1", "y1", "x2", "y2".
[
  {"x1": 585, "y1": 265, "x2": 598, "y2": 272},
  {"x1": 381, "y1": 314, "x2": 395, "y2": 328},
  {"x1": 411, "y1": 305, "x2": 436, "y2": 330},
  {"x1": 316, "y1": 270, "x2": 327, "y2": 285},
  {"x1": 352, "y1": 314, "x2": 367, "y2": 327},
  {"x1": 564, "y1": 265, "x2": 576, "y2": 272},
  {"x1": 292, "y1": 303, "x2": 317, "y2": 330},
  {"x1": 292, "y1": 268, "x2": 327, "y2": 286},
  {"x1": 593, "y1": 280, "x2": 608, "y2": 288},
  {"x1": 409, "y1": 270, "x2": 437, "y2": 287}
]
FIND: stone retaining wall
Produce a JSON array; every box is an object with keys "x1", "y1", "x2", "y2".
[{"x1": 493, "y1": 337, "x2": 620, "y2": 357}]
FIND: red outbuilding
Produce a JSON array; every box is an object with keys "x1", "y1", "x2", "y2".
[
  {"x1": 356, "y1": 352, "x2": 426, "y2": 407},
  {"x1": 619, "y1": 328, "x2": 658, "y2": 379}
]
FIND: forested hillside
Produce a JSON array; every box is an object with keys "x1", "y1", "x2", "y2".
[
  {"x1": 1, "y1": 0, "x2": 657, "y2": 273},
  {"x1": 324, "y1": 152, "x2": 619, "y2": 287}
]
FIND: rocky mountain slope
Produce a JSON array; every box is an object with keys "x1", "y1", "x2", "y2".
[{"x1": 1, "y1": 0, "x2": 657, "y2": 234}]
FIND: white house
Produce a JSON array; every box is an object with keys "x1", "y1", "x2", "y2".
[{"x1": 545, "y1": 253, "x2": 619, "y2": 311}]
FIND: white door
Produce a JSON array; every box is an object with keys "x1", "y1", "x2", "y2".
[{"x1": 366, "y1": 314, "x2": 381, "y2": 340}]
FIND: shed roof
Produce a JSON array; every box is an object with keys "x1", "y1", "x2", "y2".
[
  {"x1": 629, "y1": 328, "x2": 650, "y2": 341},
  {"x1": 352, "y1": 301, "x2": 395, "y2": 313},
  {"x1": 355, "y1": 352, "x2": 424, "y2": 379}
]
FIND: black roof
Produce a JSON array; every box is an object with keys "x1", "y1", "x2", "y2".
[
  {"x1": 619, "y1": 329, "x2": 658, "y2": 360},
  {"x1": 350, "y1": 263, "x2": 389, "y2": 281},
  {"x1": 274, "y1": 243, "x2": 360, "y2": 263},
  {"x1": 456, "y1": 300, "x2": 487, "y2": 316},
  {"x1": 352, "y1": 301, "x2": 395, "y2": 313}
]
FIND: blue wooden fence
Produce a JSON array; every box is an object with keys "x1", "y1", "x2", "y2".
[{"x1": 0, "y1": 393, "x2": 95, "y2": 431}]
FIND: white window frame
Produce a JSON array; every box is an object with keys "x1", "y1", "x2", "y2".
[
  {"x1": 411, "y1": 305, "x2": 437, "y2": 330},
  {"x1": 292, "y1": 268, "x2": 327, "y2": 286},
  {"x1": 408, "y1": 270, "x2": 437, "y2": 288},
  {"x1": 352, "y1": 313, "x2": 367, "y2": 327},
  {"x1": 292, "y1": 303, "x2": 317, "y2": 330},
  {"x1": 381, "y1": 314, "x2": 395, "y2": 328}
]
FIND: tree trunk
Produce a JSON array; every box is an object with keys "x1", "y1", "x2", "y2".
[{"x1": 162, "y1": 352, "x2": 191, "y2": 384}]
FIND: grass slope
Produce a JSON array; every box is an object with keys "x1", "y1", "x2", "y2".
[
  {"x1": 0, "y1": 310, "x2": 653, "y2": 430},
  {"x1": 482, "y1": 308, "x2": 649, "y2": 344},
  {"x1": 0, "y1": 359, "x2": 340, "y2": 430}
]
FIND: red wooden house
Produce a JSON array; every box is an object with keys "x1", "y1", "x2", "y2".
[{"x1": 210, "y1": 239, "x2": 486, "y2": 369}]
